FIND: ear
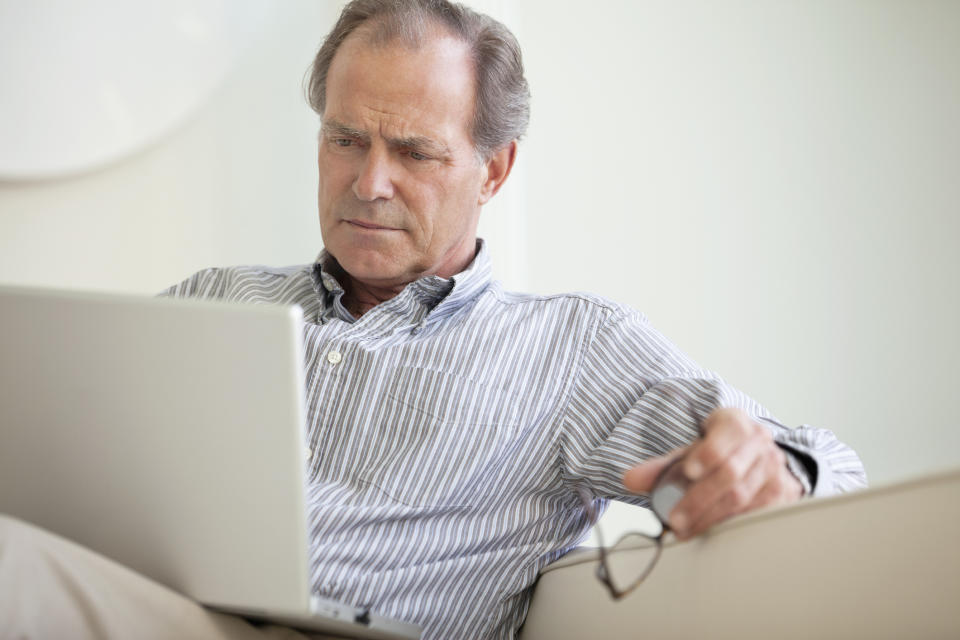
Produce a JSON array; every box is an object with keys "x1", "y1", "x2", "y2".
[{"x1": 478, "y1": 140, "x2": 518, "y2": 205}]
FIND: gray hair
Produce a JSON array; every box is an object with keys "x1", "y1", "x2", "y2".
[{"x1": 306, "y1": 0, "x2": 530, "y2": 159}]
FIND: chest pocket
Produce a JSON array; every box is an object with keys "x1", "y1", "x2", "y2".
[{"x1": 359, "y1": 366, "x2": 520, "y2": 509}]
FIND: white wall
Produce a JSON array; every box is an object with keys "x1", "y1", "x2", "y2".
[
  {"x1": 519, "y1": 0, "x2": 960, "y2": 494},
  {"x1": 1, "y1": 2, "x2": 957, "y2": 536},
  {"x1": 0, "y1": 2, "x2": 334, "y2": 294}
]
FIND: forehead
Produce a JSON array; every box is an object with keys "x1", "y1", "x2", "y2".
[{"x1": 324, "y1": 27, "x2": 476, "y2": 145}]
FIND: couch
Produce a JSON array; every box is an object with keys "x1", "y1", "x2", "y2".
[{"x1": 520, "y1": 468, "x2": 960, "y2": 639}]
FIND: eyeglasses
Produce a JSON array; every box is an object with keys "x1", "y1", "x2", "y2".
[{"x1": 577, "y1": 487, "x2": 667, "y2": 600}]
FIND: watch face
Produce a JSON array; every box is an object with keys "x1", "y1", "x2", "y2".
[{"x1": 650, "y1": 457, "x2": 691, "y2": 526}]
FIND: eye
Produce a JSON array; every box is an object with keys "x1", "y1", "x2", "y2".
[
  {"x1": 333, "y1": 138, "x2": 354, "y2": 148},
  {"x1": 408, "y1": 150, "x2": 430, "y2": 161}
]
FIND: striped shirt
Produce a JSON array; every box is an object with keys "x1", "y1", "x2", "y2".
[{"x1": 164, "y1": 240, "x2": 867, "y2": 639}]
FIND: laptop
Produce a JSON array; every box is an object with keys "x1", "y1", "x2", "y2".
[{"x1": 0, "y1": 284, "x2": 421, "y2": 640}]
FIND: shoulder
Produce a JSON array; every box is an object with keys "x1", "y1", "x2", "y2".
[
  {"x1": 483, "y1": 283, "x2": 647, "y2": 326},
  {"x1": 161, "y1": 263, "x2": 315, "y2": 303},
  {"x1": 467, "y1": 284, "x2": 651, "y2": 349}
]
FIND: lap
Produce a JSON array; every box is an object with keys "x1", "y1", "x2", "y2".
[{"x1": 0, "y1": 514, "x2": 345, "y2": 640}]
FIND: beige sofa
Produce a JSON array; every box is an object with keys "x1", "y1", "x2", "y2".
[{"x1": 521, "y1": 468, "x2": 960, "y2": 639}]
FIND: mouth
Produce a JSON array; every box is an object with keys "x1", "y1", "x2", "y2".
[{"x1": 345, "y1": 219, "x2": 402, "y2": 231}]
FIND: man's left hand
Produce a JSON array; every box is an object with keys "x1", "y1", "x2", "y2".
[{"x1": 622, "y1": 408, "x2": 803, "y2": 540}]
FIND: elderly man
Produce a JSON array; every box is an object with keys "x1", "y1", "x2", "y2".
[{"x1": 0, "y1": 1, "x2": 865, "y2": 639}]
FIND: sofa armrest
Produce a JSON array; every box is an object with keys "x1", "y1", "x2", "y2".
[{"x1": 521, "y1": 469, "x2": 960, "y2": 639}]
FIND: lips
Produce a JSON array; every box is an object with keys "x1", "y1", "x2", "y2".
[{"x1": 345, "y1": 219, "x2": 401, "y2": 231}]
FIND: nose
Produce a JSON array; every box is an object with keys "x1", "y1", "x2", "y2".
[{"x1": 352, "y1": 146, "x2": 395, "y2": 202}]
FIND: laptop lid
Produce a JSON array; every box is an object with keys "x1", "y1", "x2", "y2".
[{"x1": 0, "y1": 285, "x2": 420, "y2": 638}]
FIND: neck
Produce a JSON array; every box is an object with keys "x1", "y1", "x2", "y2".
[{"x1": 342, "y1": 277, "x2": 406, "y2": 317}]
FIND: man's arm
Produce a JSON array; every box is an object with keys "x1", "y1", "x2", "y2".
[{"x1": 557, "y1": 304, "x2": 867, "y2": 535}]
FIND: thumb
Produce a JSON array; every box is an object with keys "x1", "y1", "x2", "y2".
[{"x1": 623, "y1": 447, "x2": 689, "y2": 494}]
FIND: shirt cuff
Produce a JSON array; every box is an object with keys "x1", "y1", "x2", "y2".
[{"x1": 774, "y1": 440, "x2": 817, "y2": 497}]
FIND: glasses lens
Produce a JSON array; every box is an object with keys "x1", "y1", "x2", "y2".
[{"x1": 603, "y1": 532, "x2": 662, "y2": 595}]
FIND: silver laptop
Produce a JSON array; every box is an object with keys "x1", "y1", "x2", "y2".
[{"x1": 0, "y1": 285, "x2": 421, "y2": 640}]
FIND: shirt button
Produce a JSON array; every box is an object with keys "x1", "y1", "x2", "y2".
[{"x1": 327, "y1": 350, "x2": 342, "y2": 365}]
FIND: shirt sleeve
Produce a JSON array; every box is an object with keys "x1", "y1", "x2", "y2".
[
  {"x1": 158, "y1": 267, "x2": 228, "y2": 300},
  {"x1": 556, "y1": 305, "x2": 867, "y2": 504}
]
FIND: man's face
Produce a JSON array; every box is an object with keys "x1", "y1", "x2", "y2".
[{"x1": 317, "y1": 29, "x2": 492, "y2": 288}]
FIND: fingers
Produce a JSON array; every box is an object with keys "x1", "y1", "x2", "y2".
[
  {"x1": 623, "y1": 446, "x2": 690, "y2": 494},
  {"x1": 666, "y1": 409, "x2": 802, "y2": 539},
  {"x1": 681, "y1": 407, "x2": 758, "y2": 481}
]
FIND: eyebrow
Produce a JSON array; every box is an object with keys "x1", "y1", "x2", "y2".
[{"x1": 322, "y1": 119, "x2": 452, "y2": 158}]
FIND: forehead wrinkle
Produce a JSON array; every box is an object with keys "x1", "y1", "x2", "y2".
[
  {"x1": 369, "y1": 107, "x2": 449, "y2": 152},
  {"x1": 326, "y1": 30, "x2": 476, "y2": 156}
]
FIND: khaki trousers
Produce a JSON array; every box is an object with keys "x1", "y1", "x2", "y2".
[{"x1": 0, "y1": 515, "x2": 346, "y2": 640}]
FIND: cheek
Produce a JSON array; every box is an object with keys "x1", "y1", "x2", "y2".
[
  {"x1": 318, "y1": 149, "x2": 353, "y2": 183},
  {"x1": 444, "y1": 174, "x2": 483, "y2": 215},
  {"x1": 317, "y1": 159, "x2": 351, "y2": 206},
  {"x1": 316, "y1": 169, "x2": 344, "y2": 228}
]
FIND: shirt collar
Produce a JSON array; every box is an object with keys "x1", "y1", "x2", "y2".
[{"x1": 310, "y1": 239, "x2": 493, "y2": 324}]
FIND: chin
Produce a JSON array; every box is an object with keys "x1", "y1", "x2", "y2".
[{"x1": 336, "y1": 246, "x2": 406, "y2": 284}]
